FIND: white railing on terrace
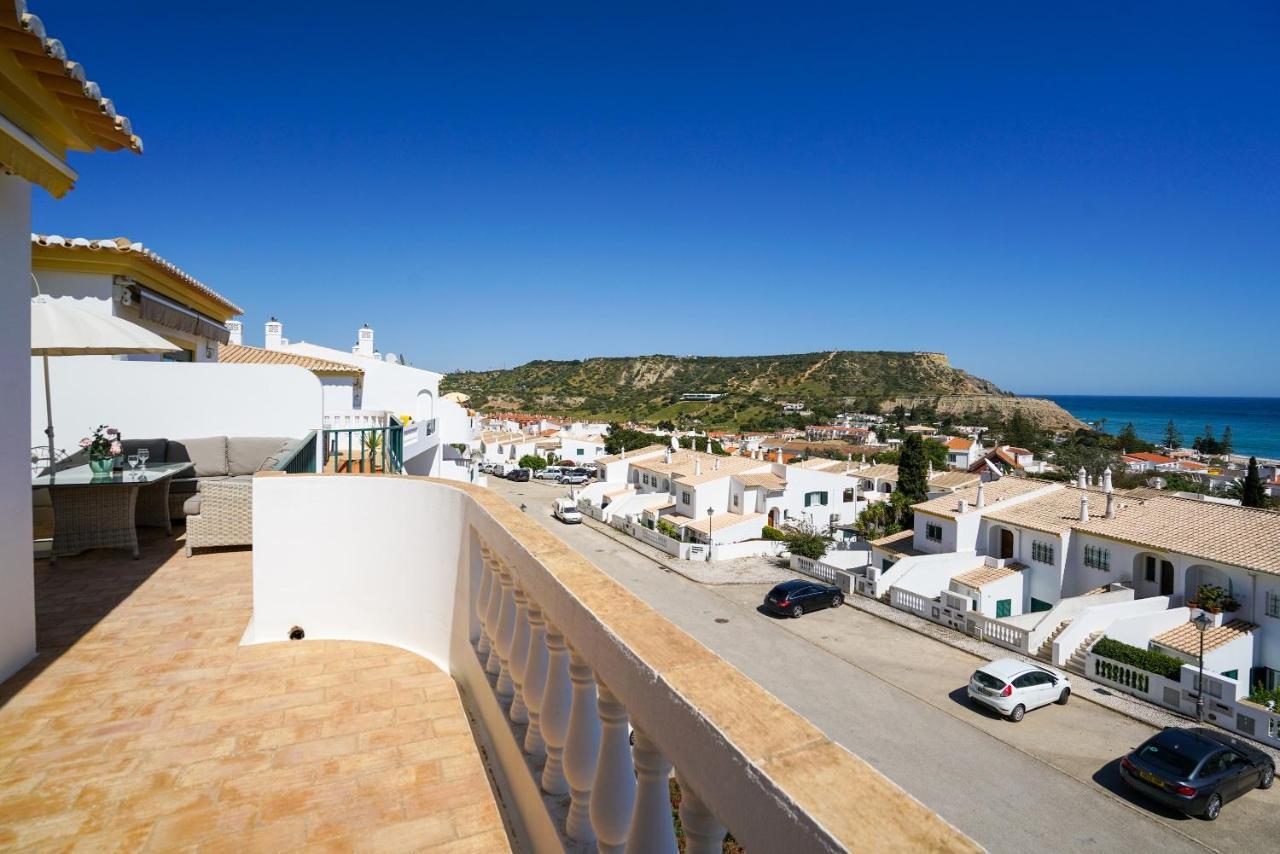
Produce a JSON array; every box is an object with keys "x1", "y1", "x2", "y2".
[
  {"x1": 976, "y1": 616, "x2": 1031, "y2": 653},
  {"x1": 891, "y1": 587, "x2": 930, "y2": 615},
  {"x1": 251, "y1": 473, "x2": 977, "y2": 853},
  {"x1": 322, "y1": 409, "x2": 393, "y2": 430}
]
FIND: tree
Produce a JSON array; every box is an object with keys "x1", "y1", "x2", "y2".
[
  {"x1": 1116, "y1": 422, "x2": 1140, "y2": 450},
  {"x1": 518, "y1": 454, "x2": 547, "y2": 471},
  {"x1": 897, "y1": 433, "x2": 929, "y2": 504},
  {"x1": 1221, "y1": 426, "x2": 1233, "y2": 456},
  {"x1": 1242, "y1": 456, "x2": 1267, "y2": 508},
  {"x1": 780, "y1": 521, "x2": 832, "y2": 560},
  {"x1": 656, "y1": 419, "x2": 675, "y2": 432},
  {"x1": 1002, "y1": 409, "x2": 1040, "y2": 452},
  {"x1": 1163, "y1": 420, "x2": 1182, "y2": 451}
]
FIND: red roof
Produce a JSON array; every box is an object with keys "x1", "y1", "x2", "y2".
[
  {"x1": 1125, "y1": 452, "x2": 1176, "y2": 464},
  {"x1": 945, "y1": 438, "x2": 973, "y2": 450}
]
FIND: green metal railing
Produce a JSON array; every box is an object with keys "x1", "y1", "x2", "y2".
[
  {"x1": 323, "y1": 425, "x2": 403, "y2": 474},
  {"x1": 275, "y1": 430, "x2": 319, "y2": 473}
]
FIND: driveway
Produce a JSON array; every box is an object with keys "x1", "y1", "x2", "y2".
[{"x1": 489, "y1": 476, "x2": 1279, "y2": 853}]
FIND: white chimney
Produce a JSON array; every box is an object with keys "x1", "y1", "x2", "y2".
[
  {"x1": 1076, "y1": 466, "x2": 1087, "y2": 489},
  {"x1": 670, "y1": 435, "x2": 680, "y2": 451},
  {"x1": 1105, "y1": 492, "x2": 1116, "y2": 519},
  {"x1": 664, "y1": 448, "x2": 672, "y2": 464},
  {"x1": 1103, "y1": 467, "x2": 1113, "y2": 493},
  {"x1": 1087, "y1": 474, "x2": 1094, "y2": 487},
  {"x1": 958, "y1": 499, "x2": 969, "y2": 513},
  {"x1": 976, "y1": 481, "x2": 986, "y2": 509},
  {"x1": 695, "y1": 458, "x2": 702, "y2": 476},
  {"x1": 1079, "y1": 492, "x2": 1090, "y2": 522},
  {"x1": 264, "y1": 317, "x2": 283, "y2": 350},
  {"x1": 713, "y1": 456, "x2": 720, "y2": 471},
  {"x1": 356, "y1": 323, "x2": 375, "y2": 356},
  {"x1": 226, "y1": 320, "x2": 242, "y2": 346},
  {"x1": 621, "y1": 447, "x2": 627, "y2": 459}
]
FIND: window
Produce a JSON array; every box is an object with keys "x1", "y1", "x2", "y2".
[
  {"x1": 1222, "y1": 669, "x2": 1239, "y2": 681},
  {"x1": 925, "y1": 522, "x2": 943, "y2": 543},
  {"x1": 1144, "y1": 555, "x2": 1156, "y2": 582},
  {"x1": 1031, "y1": 541, "x2": 1054, "y2": 564},
  {"x1": 1266, "y1": 591, "x2": 1280, "y2": 619},
  {"x1": 731, "y1": 494, "x2": 739, "y2": 508},
  {"x1": 843, "y1": 488, "x2": 855, "y2": 502},
  {"x1": 1084, "y1": 545, "x2": 1111, "y2": 572},
  {"x1": 1031, "y1": 598, "x2": 1053, "y2": 612},
  {"x1": 642, "y1": 474, "x2": 650, "y2": 486},
  {"x1": 995, "y1": 599, "x2": 1012, "y2": 618},
  {"x1": 804, "y1": 491, "x2": 828, "y2": 507},
  {"x1": 882, "y1": 558, "x2": 896, "y2": 571},
  {"x1": 162, "y1": 348, "x2": 193, "y2": 362},
  {"x1": 681, "y1": 490, "x2": 691, "y2": 505},
  {"x1": 576, "y1": 448, "x2": 584, "y2": 456}
]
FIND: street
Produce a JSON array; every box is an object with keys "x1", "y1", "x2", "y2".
[{"x1": 488, "y1": 474, "x2": 1280, "y2": 853}]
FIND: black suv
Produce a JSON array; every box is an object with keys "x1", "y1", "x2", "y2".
[
  {"x1": 1120, "y1": 726, "x2": 1275, "y2": 820},
  {"x1": 762, "y1": 579, "x2": 844, "y2": 618},
  {"x1": 506, "y1": 468, "x2": 531, "y2": 482}
]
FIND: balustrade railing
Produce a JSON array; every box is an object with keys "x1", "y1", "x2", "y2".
[{"x1": 322, "y1": 425, "x2": 403, "y2": 474}]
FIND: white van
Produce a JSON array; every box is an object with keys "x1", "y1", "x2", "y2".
[{"x1": 552, "y1": 499, "x2": 583, "y2": 524}]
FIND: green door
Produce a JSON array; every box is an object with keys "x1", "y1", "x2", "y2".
[
  {"x1": 995, "y1": 599, "x2": 1012, "y2": 619},
  {"x1": 1030, "y1": 598, "x2": 1053, "y2": 613}
]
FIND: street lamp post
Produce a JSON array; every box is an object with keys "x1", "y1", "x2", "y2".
[
  {"x1": 706, "y1": 508, "x2": 714, "y2": 562},
  {"x1": 1192, "y1": 610, "x2": 1213, "y2": 723}
]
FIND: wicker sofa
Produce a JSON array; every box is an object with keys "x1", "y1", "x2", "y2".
[{"x1": 34, "y1": 435, "x2": 303, "y2": 557}]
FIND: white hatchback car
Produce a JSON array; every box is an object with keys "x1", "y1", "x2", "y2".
[{"x1": 967, "y1": 658, "x2": 1071, "y2": 722}]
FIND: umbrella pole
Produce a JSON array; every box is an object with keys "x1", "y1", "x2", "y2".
[{"x1": 43, "y1": 354, "x2": 54, "y2": 480}]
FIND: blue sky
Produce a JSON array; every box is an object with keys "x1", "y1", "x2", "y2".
[{"x1": 33, "y1": 2, "x2": 1280, "y2": 395}]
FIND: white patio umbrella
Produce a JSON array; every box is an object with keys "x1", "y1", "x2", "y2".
[{"x1": 30, "y1": 294, "x2": 180, "y2": 474}]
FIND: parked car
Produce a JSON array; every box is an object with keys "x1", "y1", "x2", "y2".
[
  {"x1": 1119, "y1": 726, "x2": 1274, "y2": 820},
  {"x1": 966, "y1": 658, "x2": 1070, "y2": 722},
  {"x1": 553, "y1": 500, "x2": 582, "y2": 524},
  {"x1": 534, "y1": 466, "x2": 564, "y2": 480},
  {"x1": 762, "y1": 579, "x2": 843, "y2": 618},
  {"x1": 506, "y1": 468, "x2": 531, "y2": 482},
  {"x1": 558, "y1": 471, "x2": 589, "y2": 485}
]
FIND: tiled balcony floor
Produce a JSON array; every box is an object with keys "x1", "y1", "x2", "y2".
[{"x1": 0, "y1": 534, "x2": 508, "y2": 852}]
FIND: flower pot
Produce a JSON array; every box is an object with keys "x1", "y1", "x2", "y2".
[{"x1": 88, "y1": 455, "x2": 117, "y2": 476}]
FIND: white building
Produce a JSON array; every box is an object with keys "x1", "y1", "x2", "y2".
[{"x1": 943, "y1": 436, "x2": 984, "y2": 470}]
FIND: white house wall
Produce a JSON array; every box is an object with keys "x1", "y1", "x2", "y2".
[{"x1": 1, "y1": 173, "x2": 35, "y2": 683}]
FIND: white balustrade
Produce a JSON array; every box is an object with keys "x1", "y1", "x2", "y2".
[
  {"x1": 591, "y1": 682, "x2": 636, "y2": 854},
  {"x1": 624, "y1": 728, "x2": 677, "y2": 854},
  {"x1": 484, "y1": 557, "x2": 506, "y2": 676},
  {"x1": 494, "y1": 566, "x2": 516, "y2": 700},
  {"x1": 563, "y1": 649, "x2": 600, "y2": 842},
  {"x1": 508, "y1": 586, "x2": 531, "y2": 724},
  {"x1": 475, "y1": 550, "x2": 494, "y2": 656},
  {"x1": 539, "y1": 627, "x2": 572, "y2": 794},
  {"x1": 674, "y1": 773, "x2": 727, "y2": 854},
  {"x1": 522, "y1": 604, "x2": 549, "y2": 756}
]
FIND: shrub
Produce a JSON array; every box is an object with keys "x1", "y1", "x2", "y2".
[
  {"x1": 518, "y1": 454, "x2": 547, "y2": 471},
  {"x1": 656, "y1": 519, "x2": 679, "y2": 540},
  {"x1": 780, "y1": 522, "x2": 832, "y2": 560},
  {"x1": 1092, "y1": 636, "x2": 1185, "y2": 680},
  {"x1": 1248, "y1": 683, "x2": 1280, "y2": 707},
  {"x1": 761, "y1": 525, "x2": 787, "y2": 541}
]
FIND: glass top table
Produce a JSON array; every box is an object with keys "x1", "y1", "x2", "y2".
[
  {"x1": 32, "y1": 462, "x2": 191, "y2": 561},
  {"x1": 32, "y1": 461, "x2": 191, "y2": 488}
]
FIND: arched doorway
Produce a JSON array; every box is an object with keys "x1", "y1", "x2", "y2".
[
  {"x1": 415, "y1": 389, "x2": 435, "y2": 422},
  {"x1": 768, "y1": 508, "x2": 781, "y2": 527},
  {"x1": 880, "y1": 482, "x2": 893, "y2": 494},
  {"x1": 988, "y1": 526, "x2": 1014, "y2": 560},
  {"x1": 1185, "y1": 564, "x2": 1232, "y2": 603},
  {"x1": 1135, "y1": 552, "x2": 1175, "y2": 596}
]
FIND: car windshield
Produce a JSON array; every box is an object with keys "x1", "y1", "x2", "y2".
[
  {"x1": 972, "y1": 671, "x2": 1005, "y2": 690},
  {"x1": 1136, "y1": 741, "x2": 1199, "y2": 778}
]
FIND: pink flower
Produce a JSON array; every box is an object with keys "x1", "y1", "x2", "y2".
[
  {"x1": 105, "y1": 428, "x2": 120, "y2": 438},
  {"x1": 109, "y1": 440, "x2": 123, "y2": 456},
  {"x1": 79, "y1": 438, "x2": 92, "y2": 448}
]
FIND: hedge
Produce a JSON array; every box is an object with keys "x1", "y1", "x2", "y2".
[
  {"x1": 1092, "y1": 636, "x2": 1185, "y2": 680},
  {"x1": 761, "y1": 525, "x2": 787, "y2": 541}
]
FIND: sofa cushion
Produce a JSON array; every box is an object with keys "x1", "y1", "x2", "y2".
[
  {"x1": 227, "y1": 437, "x2": 291, "y2": 476},
  {"x1": 121, "y1": 438, "x2": 168, "y2": 466},
  {"x1": 183, "y1": 494, "x2": 203, "y2": 516},
  {"x1": 169, "y1": 437, "x2": 228, "y2": 477},
  {"x1": 257, "y1": 439, "x2": 301, "y2": 472}
]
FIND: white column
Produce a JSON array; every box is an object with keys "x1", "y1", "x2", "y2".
[
  {"x1": 674, "y1": 772, "x2": 726, "y2": 854},
  {"x1": 539, "y1": 626, "x2": 572, "y2": 794},
  {"x1": 591, "y1": 682, "x2": 636, "y2": 854},
  {"x1": 624, "y1": 727, "x2": 676, "y2": 854},
  {"x1": 493, "y1": 566, "x2": 516, "y2": 700},
  {"x1": 475, "y1": 549, "x2": 494, "y2": 656},
  {"x1": 563, "y1": 649, "x2": 600, "y2": 842},
  {"x1": 522, "y1": 603, "x2": 549, "y2": 756},
  {"x1": 508, "y1": 585, "x2": 532, "y2": 724},
  {"x1": 484, "y1": 558, "x2": 507, "y2": 675}
]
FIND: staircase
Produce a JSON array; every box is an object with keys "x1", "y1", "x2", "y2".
[
  {"x1": 1034, "y1": 621, "x2": 1071, "y2": 662},
  {"x1": 1065, "y1": 631, "x2": 1103, "y2": 675}
]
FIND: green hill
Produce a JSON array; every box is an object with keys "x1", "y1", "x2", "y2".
[{"x1": 442, "y1": 351, "x2": 1084, "y2": 432}]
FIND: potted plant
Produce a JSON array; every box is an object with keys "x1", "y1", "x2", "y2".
[
  {"x1": 1188, "y1": 584, "x2": 1238, "y2": 626},
  {"x1": 363, "y1": 431, "x2": 383, "y2": 469},
  {"x1": 80, "y1": 425, "x2": 122, "y2": 476}
]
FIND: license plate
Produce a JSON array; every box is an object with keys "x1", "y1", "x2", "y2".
[{"x1": 1138, "y1": 769, "x2": 1163, "y2": 787}]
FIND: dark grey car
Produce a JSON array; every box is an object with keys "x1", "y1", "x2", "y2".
[{"x1": 1119, "y1": 726, "x2": 1274, "y2": 820}]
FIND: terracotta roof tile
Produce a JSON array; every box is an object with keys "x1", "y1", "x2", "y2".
[
  {"x1": 217, "y1": 343, "x2": 362, "y2": 375},
  {"x1": 1150, "y1": 620, "x2": 1257, "y2": 656}
]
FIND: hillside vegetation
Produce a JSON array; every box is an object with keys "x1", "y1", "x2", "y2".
[{"x1": 442, "y1": 351, "x2": 1084, "y2": 432}]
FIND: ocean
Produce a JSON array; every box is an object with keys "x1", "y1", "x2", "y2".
[{"x1": 1040, "y1": 395, "x2": 1280, "y2": 461}]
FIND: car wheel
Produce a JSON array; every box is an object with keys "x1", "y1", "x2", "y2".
[
  {"x1": 830, "y1": 595, "x2": 843, "y2": 608},
  {"x1": 1202, "y1": 793, "x2": 1222, "y2": 821},
  {"x1": 1056, "y1": 688, "x2": 1070, "y2": 705},
  {"x1": 791, "y1": 605, "x2": 804, "y2": 618},
  {"x1": 1009, "y1": 704, "x2": 1025, "y2": 723},
  {"x1": 1260, "y1": 763, "x2": 1275, "y2": 790}
]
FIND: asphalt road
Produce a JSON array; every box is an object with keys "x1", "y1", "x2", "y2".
[{"x1": 490, "y1": 475, "x2": 1280, "y2": 853}]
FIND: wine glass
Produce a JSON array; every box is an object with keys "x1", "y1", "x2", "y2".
[
  {"x1": 127, "y1": 454, "x2": 139, "y2": 473},
  {"x1": 137, "y1": 447, "x2": 150, "y2": 471}
]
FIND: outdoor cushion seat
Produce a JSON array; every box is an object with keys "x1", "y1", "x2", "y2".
[
  {"x1": 182, "y1": 493, "x2": 203, "y2": 516},
  {"x1": 168, "y1": 436, "x2": 229, "y2": 477},
  {"x1": 227, "y1": 437, "x2": 292, "y2": 476}
]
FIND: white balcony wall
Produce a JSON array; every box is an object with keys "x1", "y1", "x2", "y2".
[
  {"x1": 1103, "y1": 607, "x2": 1192, "y2": 649},
  {"x1": 1051, "y1": 597, "x2": 1176, "y2": 666},
  {"x1": 30, "y1": 361, "x2": 323, "y2": 451},
  {"x1": 1, "y1": 172, "x2": 35, "y2": 683},
  {"x1": 882, "y1": 550, "x2": 979, "y2": 599}
]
